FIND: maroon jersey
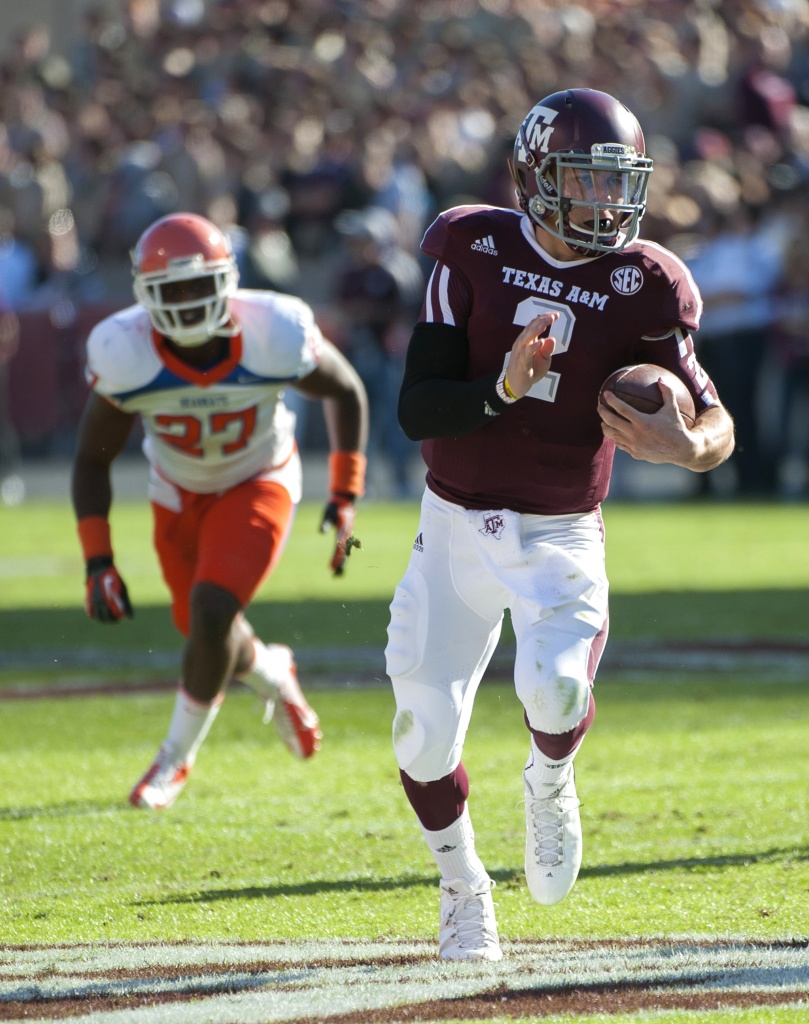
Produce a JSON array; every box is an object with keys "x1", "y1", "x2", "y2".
[{"x1": 419, "y1": 205, "x2": 718, "y2": 514}]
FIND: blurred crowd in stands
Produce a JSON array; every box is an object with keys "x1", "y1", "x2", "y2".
[{"x1": 1, "y1": 0, "x2": 809, "y2": 501}]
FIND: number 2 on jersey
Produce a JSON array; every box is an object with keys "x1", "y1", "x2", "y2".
[{"x1": 507, "y1": 297, "x2": 575, "y2": 403}]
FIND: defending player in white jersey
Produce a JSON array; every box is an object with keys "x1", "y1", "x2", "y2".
[
  {"x1": 72, "y1": 212, "x2": 368, "y2": 810},
  {"x1": 386, "y1": 89, "x2": 735, "y2": 961}
]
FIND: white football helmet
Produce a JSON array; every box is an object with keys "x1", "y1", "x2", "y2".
[{"x1": 131, "y1": 212, "x2": 239, "y2": 346}]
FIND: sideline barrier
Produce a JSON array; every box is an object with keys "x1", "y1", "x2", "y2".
[{"x1": 8, "y1": 305, "x2": 119, "y2": 455}]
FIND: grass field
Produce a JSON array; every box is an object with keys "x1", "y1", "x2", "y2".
[{"x1": 1, "y1": 496, "x2": 808, "y2": 1022}]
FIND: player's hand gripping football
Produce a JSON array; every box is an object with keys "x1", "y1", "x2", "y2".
[
  {"x1": 84, "y1": 556, "x2": 134, "y2": 623},
  {"x1": 319, "y1": 495, "x2": 362, "y2": 576},
  {"x1": 599, "y1": 380, "x2": 699, "y2": 466},
  {"x1": 505, "y1": 312, "x2": 558, "y2": 398}
]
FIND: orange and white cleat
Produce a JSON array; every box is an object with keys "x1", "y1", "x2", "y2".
[
  {"x1": 129, "y1": 748, "x2": 192, "y2": 810},
  {"x1": 263, "y1": 646, "x2": 322, "y2": 758}
]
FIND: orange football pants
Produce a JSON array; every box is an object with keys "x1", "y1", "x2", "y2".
[{"x1": 151, "y1": 477, "x2": 294, "y2": 637}]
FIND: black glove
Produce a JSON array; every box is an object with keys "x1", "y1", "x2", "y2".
[
  {"x1": 85, "y1": 555, "x2": 133, "y2": 623},
  {"x1": 319, "y1": 494, "x2": 361, "y2": 576}
]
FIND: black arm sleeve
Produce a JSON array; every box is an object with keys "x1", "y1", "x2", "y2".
[{"x1": 397, "y1": 322, "x2": 510, "y2": 440}]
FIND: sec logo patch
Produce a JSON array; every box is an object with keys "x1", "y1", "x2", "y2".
[{"x1": 610, "y1": 266, "x2": 643, "y2": 295}]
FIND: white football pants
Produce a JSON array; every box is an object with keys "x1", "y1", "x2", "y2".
[{"x1": 386, "y1": 488, "x2": 609, "y2": 783}]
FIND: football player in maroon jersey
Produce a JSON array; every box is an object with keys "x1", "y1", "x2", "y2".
[{"x1": 385, "y1": 89, "x2": 735, "y2": 961}]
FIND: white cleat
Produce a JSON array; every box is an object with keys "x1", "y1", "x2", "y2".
[
  {"x1": 262, "y1": 645, "x2": 322, "y2": 759},
  {"x1": 523, "y1": 766, "x2": 582, "y2": 905},
  {"x1": 130, "y1": 749, "x2": 191, "y2": 810},
  {"x1": 438, "y1": 877, "x2": 503, "y2": 961}
]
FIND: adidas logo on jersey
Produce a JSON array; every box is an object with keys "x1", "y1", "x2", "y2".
[
  {"x1": 413, "y1": 532, "x2": 424, "y2": 552},
  {"x1": 471, "y1": 235, "x2": 498, "y2": 255}
]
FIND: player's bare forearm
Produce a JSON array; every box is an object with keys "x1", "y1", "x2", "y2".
[
  {"x1": 71, "y1": 393, "x2": 136, "y2": 519},
  {"x1": 298, "y1": 340, "x2": 368, "y2": 575},
  {"x1": 293, "y1": 339, "x2": 369, "y2": 453},
  {"x1": 72, "y1": 457, "x2": 115, "y2": 520},
  {"x1": 600, "y1": 387, "x2": 734, "y2": 471},
  {"x1": 322, "y1": 388, "x2": 368, "y2": 453},
  {"x1": 681, "y1": 403, "x2": 735, "y2": 472}
]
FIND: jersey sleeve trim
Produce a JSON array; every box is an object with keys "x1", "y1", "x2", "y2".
[
  {"x1": 422, "y1": 260, "x2": 474, "y2": 328},
  {"x1": 424, "y1": 264, "x2": 454, "y2": 324}
]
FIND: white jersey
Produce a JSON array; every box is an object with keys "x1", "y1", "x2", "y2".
[{"x1": 85, "y1": 289, "x2": 321, "y2": 494}]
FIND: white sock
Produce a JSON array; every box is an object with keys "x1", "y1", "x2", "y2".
[
  {"x1": 422, "y1": 807, "x2": 489, "y2": 887},
  {"x1": 163, "y1": 686, "x2": 223, "y2": 767},
  {"x1": 523, "y1": 737, "x2": 576, "y2": 793},
  {"x1": 237, "y1": 639, "x2": 293, "y2": 701}
]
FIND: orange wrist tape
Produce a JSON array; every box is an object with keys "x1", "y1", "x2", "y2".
[
  {"x1": 77, "y1": 516, "x2": 113, "y2": 560},
  {"x1": 328, "y1": 451, "x2": 367, "y2": 498}
]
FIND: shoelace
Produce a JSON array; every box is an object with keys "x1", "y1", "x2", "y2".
[
  {"x1": 523, "y1": 786, "x2": 581, "y2": 867},
  {"x1": 443, "y1": 885, "x2": 496, "y2": 950}
]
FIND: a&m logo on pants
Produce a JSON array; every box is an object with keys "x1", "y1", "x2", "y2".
[{"x1": 479, "y1": 514, "x2": 506, "y2": 540}]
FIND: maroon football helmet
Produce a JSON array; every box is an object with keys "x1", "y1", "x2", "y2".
[{"x1": 509, "y1": 88, "x2": 653, "y2": 255}]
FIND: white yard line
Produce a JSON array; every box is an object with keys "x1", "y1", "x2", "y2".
[{"x1": 1, "y1": 938, "x2": 808, "y2": 1024}]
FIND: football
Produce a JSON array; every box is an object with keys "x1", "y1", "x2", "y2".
[{"x1": 599, "y1": 364, "x2": 696, "y2": 428}]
